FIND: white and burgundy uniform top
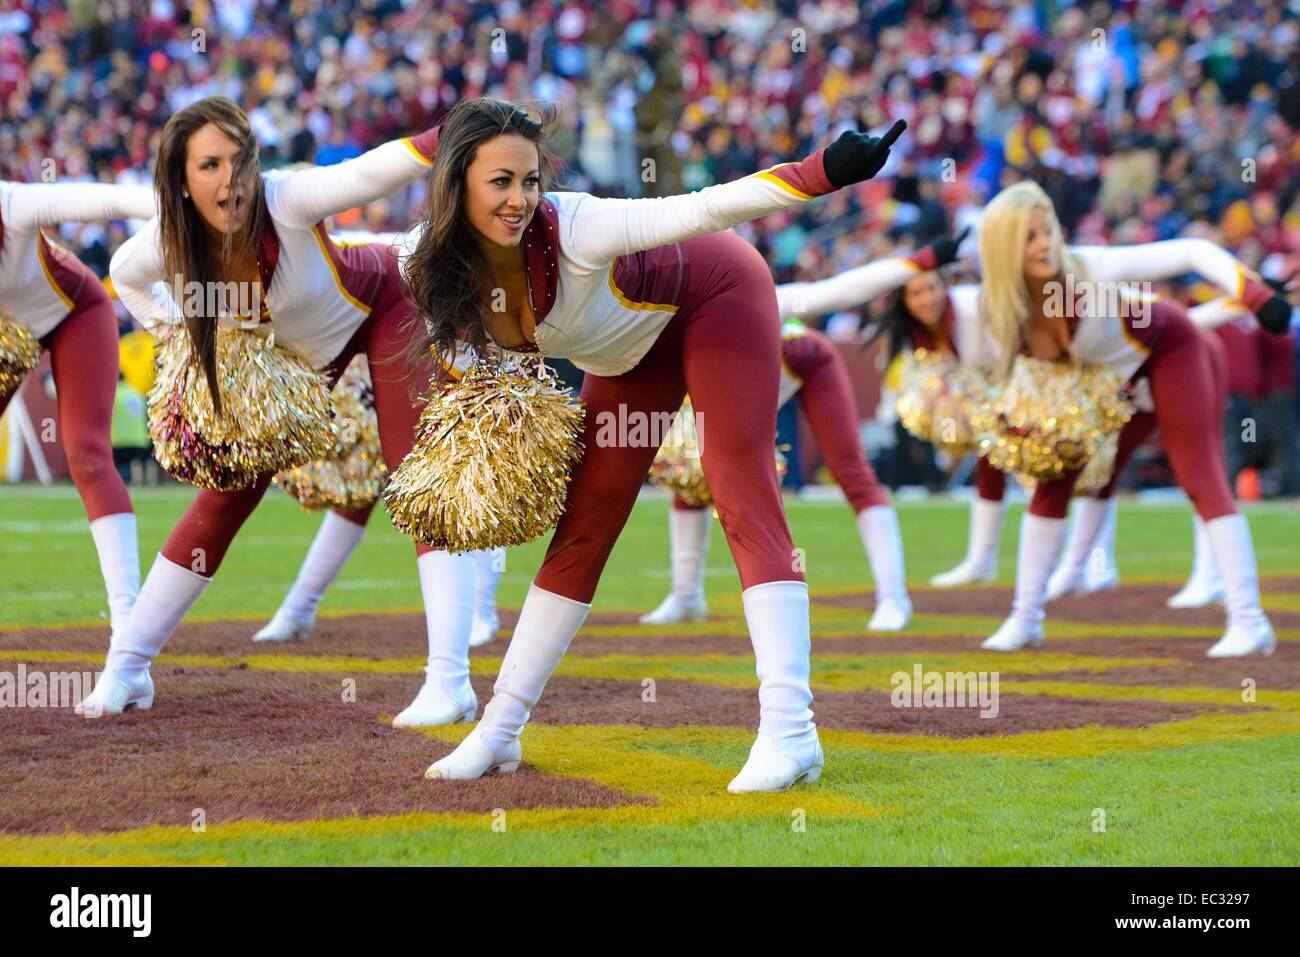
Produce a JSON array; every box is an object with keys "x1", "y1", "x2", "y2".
[
  {"x1": 432, "y1": 149, "x2": 838, "y2": 380},
  {"x1": 110, "y1": 129, "x2": 439, "y2": 369},
  {"x1": 769, "y1": 238, "x2": 1268, "y2": 381},
  {"x1": 0, "y1": 180, "x2": 156, "y2": 337}
]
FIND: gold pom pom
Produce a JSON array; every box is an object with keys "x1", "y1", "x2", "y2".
[
  {"x1": 895, "y1": 348, "x2": 997, "y2": 454},
  {"x1": 383, "y1": 355, "x2": 586, "y2": 551},
  {"x1": 648, "y1": 397, "x2": 789, "y2": 506},
  {"x1": 1014, "y1": 430, "x2": 1122, "y2": 498},
  {"x1": 148, "y1": 327, "x2": 337, "y2": 491},
  {"x1": 0, "y1": 313, "x2": 41, "y2": 400},
  {"x1": 274, "y1": 358, "x2": 389, "y2": 510},
  {"x1": 980, "y1": 355, "x2": 1133, "y2": 483}
]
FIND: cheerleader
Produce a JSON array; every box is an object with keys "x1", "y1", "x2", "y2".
[
  {"x1": 641, "y1": 316, "x2": 914, "y2": 633},
  {"x1": 78, "y1": 96, "x2": 484, "y2": 722},
  {"x1": 640, "y1": 247, "x2": 976, "y2": 631},
  {"x1": 833, "y1": 234, "x2": 1273, "y2": 604},
  {"x1": 411, "y1": 97, "x2": 904, "y2": 790},
  {"x1": 0, "y1": 179, "x2": 156, "y2": 646},
  {"x1": 976, "y1": 181, "x2": 1288, "y2": 656}
]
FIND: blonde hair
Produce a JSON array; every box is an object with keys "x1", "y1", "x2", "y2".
[{"x1": 978, "y1": 181, "x2": 1088, "y2": 379}]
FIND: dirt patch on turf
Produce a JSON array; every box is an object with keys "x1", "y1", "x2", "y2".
[
  {"x1": 816, "y1": 582, "x2": 1300, "y2": 632},
  {"x1": 535, "y1": 677, "x2": 1249, "y2": 736},
  {"x1": 0, "y1": 668, "x2": 648, "y2": 836},
  {"x1": 1262, "y1": 577, "x2": 1300, "y2": 594}
]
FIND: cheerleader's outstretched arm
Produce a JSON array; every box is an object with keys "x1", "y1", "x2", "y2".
[
  {"x1": 776, "y1": 256, "x2": 928, "y2": 320},
  {"x1": 560, "y1": 122, "x2": 904, "y2": 269},
  {"x1": 1071, "y1": 239, "x2": 1276, "y2": 312},
  {"x1": 3, "y1": 180, "x2": 157, "y2": 230},
  {"x1": 267, "y1": 128, "x2": 441, "y2": 229}
]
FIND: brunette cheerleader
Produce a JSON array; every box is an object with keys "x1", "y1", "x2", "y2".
[
  {"x1": 408, "y1": 98, "x2": 904, "y2": 791},
  {"x1": 79, "y1": 96, "x2": 482, "y2": 721},
  {"x1": 0, "y1": 179, "x2": 156, "y2": 646}
]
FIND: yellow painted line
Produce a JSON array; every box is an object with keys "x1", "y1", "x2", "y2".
[{"x1": 820, "y1": 707, "x2": 1300, "y2": 758}]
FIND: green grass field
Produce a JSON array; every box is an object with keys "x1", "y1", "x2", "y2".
[{"x1": 2, "y1": 484, "x2": 1298, "y2": 865}]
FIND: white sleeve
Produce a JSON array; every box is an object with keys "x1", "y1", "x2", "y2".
[
  {"x1": 556, "y1": 156, "x2": 834, "y2": 269},
  {"x1": 329, "y1": 224, "x2": 424, "y2": 260},
  {"x1": 776, "y1": 258, "x2": 921, "y2": 319},
  {"x1": 109, "y1": 218, "x2": 178, "y2": 331},
  {"x1": 1071, "y1": 239, "x2": 1252, "y2": 299},
  {"x1": 3, "y1": 181, "x2": 157, "y2": 229},
  {"x1": 1186, "y1": 297, "x2": 1253, "y2": 332},
  {"x1": 330, "y1": 229, "x2": 407, "y2": 247},
  {"x1": 266, "y1": 139, "x2": 434, "y2": 230}
]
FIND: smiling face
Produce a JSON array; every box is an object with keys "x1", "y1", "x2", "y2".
[
  {"x1": 1022, "y1": 205, "x2": 1060, "y2": 282},
  {"x1": 902, "y1": 271, "x2": 947, "y2": 328},
  {"x1": 463, "y1": 133, "x2": 540, "y2": 251},
  {"x1": 184, "y1": 122, "x2": 248, "y2": 236}
]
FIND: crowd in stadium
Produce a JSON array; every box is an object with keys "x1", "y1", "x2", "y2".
[{"x1": 2, "y1": 0, "x2": 1296, "y2": 495}]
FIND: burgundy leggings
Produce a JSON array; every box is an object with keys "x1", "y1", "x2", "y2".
[
  {"x1": 1031, "y1": 303, "x2": 1233, "y2": 519},
  {"x1": 538, "y1": 230, "x2": 798, "y2": 603},
  {"x1": 160, "y1": 247, "x2": 433, "y2": 574},
  {"x1": 975, "y1": 456, "x2": 1006, "y2": 501},
  {"x1": 673, "y1": 326, "x2": 888, "y2": 515},
  {"x1": 0, "y1": 275, "x2": 132, "y2": 521}
]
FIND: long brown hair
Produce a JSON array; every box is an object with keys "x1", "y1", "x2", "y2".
[
  {"x1": 402, "y1": 97, "x2": 562, "y2": 370},
  {"x1": 156, "y1": 96, "x2": 268, "y2": 414}
]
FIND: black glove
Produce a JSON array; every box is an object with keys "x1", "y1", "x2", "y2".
[
  {"x1": 1255, "y1": 295, "x2": 1293, "y2": 335},
  {"x1": 823, "y1": 119, "x2": 907, "y2": 189},
  {"x1": 929, "y1": 226, "x2": 971, "y2": 268}
]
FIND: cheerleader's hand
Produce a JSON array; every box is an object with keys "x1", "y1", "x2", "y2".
[
  {"x1": 1255, "y1": 295, "x2": 1293, "y2": 335},
  {"x1": 928, "y1": 226, "x2": 972, "y2": 268},
  {"x1": 823, "y1": 119, "x2": 906, "y2": 189}
]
